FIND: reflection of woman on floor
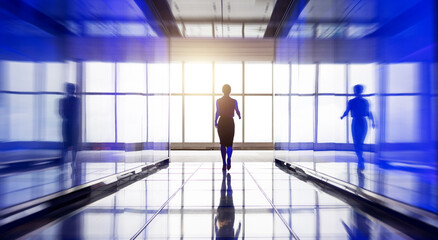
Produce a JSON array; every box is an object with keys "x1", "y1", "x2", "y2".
[
  {"x1": 215, "y1": 173, "x2": 241, "y2": 239},
  {"x1": 341, "y1": 84, "x2": 375, "y2": 170},
  {"x1": 215, "y1": 84, "x2": 241, "y2": 171}
]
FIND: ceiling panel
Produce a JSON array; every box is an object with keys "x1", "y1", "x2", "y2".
[
  {"x1": 169, "y1": 0, "x2": 276, "y2": 38},
  {"x1": 0, "y1": 0, "x2": 160, "y2": 37}
]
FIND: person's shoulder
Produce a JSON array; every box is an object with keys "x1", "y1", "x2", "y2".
[{"x1": 358, "y1": 97, "x2": 369, "y2": 104}]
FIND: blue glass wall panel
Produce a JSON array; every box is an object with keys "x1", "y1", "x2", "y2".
[
  {"x1": 274, "y1": 0, "x2": 437, "y2": 213},
  {"x1": 0, "y1": 1, "x2": 170, "y2": 209}
]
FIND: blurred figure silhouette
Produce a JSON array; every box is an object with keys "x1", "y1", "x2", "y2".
[
  {"x1": 215, "y1": 84, "x2": 241, "y2": 171},
  {"x1": 59, "y1": 83, "x2": 80, "y2": 164},
  {"x1": 215, "y1": 173, "x2": 241, "y2": 239},
  {"x1": 341, "y1": 85, "x2": 375, "y2": 171}
]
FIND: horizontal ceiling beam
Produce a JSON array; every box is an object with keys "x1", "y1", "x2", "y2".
[
  {"x1": 265, "y1": 0, "x2": 309, "y2": 38},
  {"x1": 135, "y1": 0, "x2": 181, "y2": 37},
  {"x1": 0, "y1": 0, "x2": 73, "y2": 36}
]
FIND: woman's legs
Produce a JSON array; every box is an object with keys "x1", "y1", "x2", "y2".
[
  {"x1": 352, "y1": 118, "x2": 367, "y2": 170},
  {"x1": 226, "y1": 147, "x2": 233, "y2": 170},
  {"x1": 221, "y1": 145, "x2": 227, "y2": 170}
]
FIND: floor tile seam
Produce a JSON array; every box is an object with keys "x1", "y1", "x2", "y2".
[
  {"x1": 243, "y1": 164, "x2": 301, "y2": 240},
  {"x1": 129, "y1": 163, "x2": 204, "y2": 240}
]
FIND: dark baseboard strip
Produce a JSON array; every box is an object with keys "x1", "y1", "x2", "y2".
[
  {"x1": 275, "y1": 159, "x2": 438, "y2": 240},
  {"x1": 0, "y1": 158, "x2": 169, "y2": 240}
]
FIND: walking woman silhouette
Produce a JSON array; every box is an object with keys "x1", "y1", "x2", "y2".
[
  {"x1": 341, "y1": 84, "x2": 375, "y2": 171},
  {"x1": 215, "y1": 84, "x2": 241, "y2": 171}
]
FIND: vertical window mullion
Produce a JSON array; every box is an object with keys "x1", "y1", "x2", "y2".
[
  {"x1": 315, "y1": 63, "x2": 319, "y2": 144},
  {"x1": 212, "y1": 62, "x2": 215, "y2": 145},
  {"x1": 346, "y1": 63, "x2": 349, "y2": 144},
  {"x1": 182, "y1": 62, "x2": 185, "y2": 145},
  {"x1": 114, "y1": 63, "x2": 118, "y2": 143},
  {"x1": 242, "y1": 61, "x2": 245, "y2": 145}
]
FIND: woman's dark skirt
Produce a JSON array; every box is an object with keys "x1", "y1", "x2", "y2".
[{"x1": 218, "y1": 117, "x2": 235, "y2": 147}]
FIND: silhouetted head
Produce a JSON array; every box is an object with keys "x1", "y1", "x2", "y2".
[
  {"x1": 222, "y1": 84, "x2": 231, "y2": 96},
  {"x1": 66, "y1": 83, "x2": 76, "y2": 95},
  {"x1": 353, "y1": 84, "x2": 364, "y2": 96}
]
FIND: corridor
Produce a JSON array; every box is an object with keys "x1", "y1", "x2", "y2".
[{"x1": 28, "y1": 156, "x2": 406, "y2": 239}]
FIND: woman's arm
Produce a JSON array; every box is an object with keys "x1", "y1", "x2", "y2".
[
  {"x1": 369, "y1": 111, "x2": 375, "y2": 128},
  {"x1": 340, "y1": 101, "x2": 351, "y2": 120},
  {"x1": 59, "y1": 98, "x2": 64, "y2": 118},
  {"x1": 235, "y1": 100, "x2": 241, "y2": 119},
  {"x1": 215, "y1": 101, "x2": 220, "y2": 128}
]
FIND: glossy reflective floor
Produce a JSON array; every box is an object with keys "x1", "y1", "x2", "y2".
[
  {"x1": 0, "y1": 150, "x2": 161, "y2": 209},
  {"x1": 277, "y1": 150, "x2": 438, "y2": 213},
  {"x1": 26, "y1": 160, "x2": 407, "y2": 239}
]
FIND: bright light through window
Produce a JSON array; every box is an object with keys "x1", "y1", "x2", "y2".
[
  {"x1": 86, "y1": 95, "x2": 115, "y2": 142},
  {"x1": 319, "y1": 64, "x2": 346, "y2": 93},
  {"x1": 273, "y1": 64, "x2": 289, "y2": 94},
  {"x1": 117, "y1": 96, "x2": 146, "y2": 143},
  {"x1": 148, "y1": 96, "x2": 169, "y2": 142},
  {"x1": 274, "y1": 96, "x2": 289, "y2": 142},
  {"x1": 185, "y1": 63, "x2": 212, "y2": 93},
  {"x1": 291, "y1": 64, "x2": 316, "y2": 94},
  {"x1": 85, "y1": 62, "x2": 115, "y2": 92},
  {"x1": 185, "y1": 96, "x2": 212, "y2": 142},
  {"x1": 349, "y1": 64, "x2": 376, "y2": 94},
  {"x1": 117, "y1": 63, "x2": 146, "y2": 93},
  {"x1": 148, "y1": 63, "x2": 169, "y2": 94},
  {"x1": 170, "y1": 63, "x2": 183, "y2": 94},
  {"x1": 215, "y1": 63, "x2": 242, "y2": 94},
  {"x1": 170, "y1": 96, "x2": 182, "y2": 142},
  {"x1": 245, "y1": 96, "x2": 272, "y2": 142},
  {"x1": 291, "y1": 96, "x2": 314, "y2": 142},
  {"x1": 245, "y1": 62, "x2": 272, "y2": 94},
  {"x1": 317, "y1": 96, "x2": 347, "y2": 143}
]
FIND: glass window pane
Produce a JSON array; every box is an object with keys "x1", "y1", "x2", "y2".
[
  {"x1": 148, "y1": 96, "x2": 169, "y2": 143},
  {"x1": 117, "y1": 96, "x2": 146, "y2": 143},
  {"x1": 9, "y1": 94, "x2": 34, "y2": 141},
  {"x1": 184, "y1": 96, "x2": 212, "y2": 142},
  {"x1": 318, "y1": 64, "x2": 346, "y2": 93},
  {"x1": 185, "y1": 63, "x2": 212, "y2": 94},
  {"x1": 291, "y1": 96, "x2": 314, "y2": 142},
  {"x1": 170, "y1": 96, "x2": 182, "y2": 142},
  {"x1": 214, "y1": 63, "x2": 242, "y2": 94},
  {"x1": 5, "y1": 62, "x2": 35, "y2": 91},
  {"x1": 273, "y1": 64, "x2": 289, "y2": 94},
  {"x1": 244, "y1": 62, "x2": 272, "y2": 94},
  {"x1": 85, "y1": 62, "x2": 115, "y2": 92},
  {"x1": 291, "y1": 64, "x2": 316, "y2": 94},
  {"x1": 67, "y1": 61, "x2": 77, "y2": 85},
  {"x1": 148, "y1": 63, "x2": 169, "y2": 94},
  {"x1": 386, "y1": 96, "x2": 419, "y2": 142},
  {"x1": 244, "y1": 96, "x2": 272, "y2": 142},
  {"x1": 214, "y1": 96, "x2": 242, "y2": 143},
  {"x1": 43, "y1": 95, "x2": 62, "y2": 141},
  {"x1": 45, "y1": 62, "x2": 66, "y2": 92},
  {"x1": 86, "y1": 95, "x2": 115, "y2": 142},
  {"x1": 170, "y1": 63, "x2": 182, "y2": 94},
  {"x1": 274, "y1": 96, "x2": 289, "y2": 142},
  {"x1": 117, "y1": 63, "x2": 146, "y2": 93},
  {"x1": 317, "y1": 96, "x2": 347, "y2": 143},
  {"x1": 387, "y1": 63, "x2": 419, "y2": 93},
  {"x1": 349, "y1": 64, "x2": 376, "y2": 94}
]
